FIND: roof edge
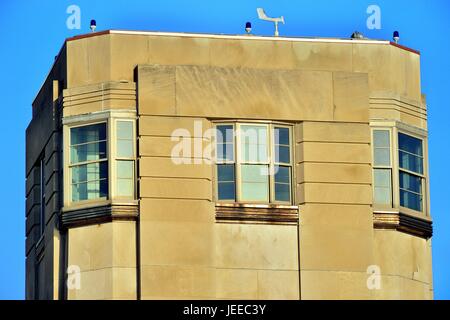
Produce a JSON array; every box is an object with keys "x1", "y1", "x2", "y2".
[
  {"x1": 33, "y1": 29, "x2": 421, "y2": 108},
  {"x1": 64, "y1": 29, "x2": 420, "y2": 55}
]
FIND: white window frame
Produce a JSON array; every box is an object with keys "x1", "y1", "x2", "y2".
[
  {"x1": 114, "y1": 119, "x2": 137, "y2": 200},
  {"x1": 397, "y1": 130, "x2": 427, "y2": 215},
  {"x1": 214, "y1": 120, "x2": 294, "y2": 205},
  {"x1": 62, "y1": 110, "x2": 137, "y2": 210},
  {"x1": 370, "y1": 121, "x2": 429, "y2": 217},
  {"x1": 371, "y1": 127, "x2": 394, "y2": 210}
]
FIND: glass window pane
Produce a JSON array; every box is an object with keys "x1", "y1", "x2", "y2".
[
  {"x1": 240, "y1": 125, "x2": 268, "y2": 162},
  {"x1": 72, "y1": 179, "x2": 107, "y2": 202},
  {"x1": 71, "y1": 123, "x2": 106, "y2": 145},
  {"x1": 374, "y1": 187, "x2": 391, "y2": 205},
  {"x1": 71, "y1": 162, "x2": 108, "y2": 184},
  {"x1": 241, "y1": 164, "x2": 269, "y2": 201},
  {"x1": 70, "y1": 123, "x2": 109, "y2": 203},
  {"x1": 275, "y1": 145, "x2": 290, "y2": 164},
  {"x1": 373, "y1": 130, "x2": 390, "y2": 148},
  {"x1": 217, "y1": 143, "x2": 234, "y2": 162},
  {"x1": 117, "y1": 121, "x2": 133, "y2": 140},
  {"x1": 275, "y1": 166, "x2": 290, "y2": 184},
  {"x1": 117, "y1": 179, "x2": 134, "y2": 197},
  {"x1": 241, "y1": 164, "x2": 268, "y2": 183},
  {"x1": 374, "y1": 169, "x2": 391, "y2": 188},
  {"x1": 275, "y1": 166, "x2": 291, "y2": 202},
  {"x1": 373, "y1": 168, "x2": 392, "y2": 205},
  {"x1": 216, "y1": 125, "x2": 234, "y2": 162},
  {"x1": 241, "y1": 143, "x2": 268, "y2": 162},
  {"x1": 399, "y1": 171, "x2": 422, "y2": 194},
  {"x1": 275, "y1": 183, "x2": 290, "y2": 202},
  {"x1": 399, "y1": 133, "x2": 423, "y2": 157},
  {"x1": 117, "y1": 161, "x2": 134, "y2": 179},
  {"x1": 71, "y1": 141, "x2": 106, "y2": 164},
  {"x1": 218, "y1": 182, "x2": 235, "y2": 200},
  {"x1": 216, "y1": 125, "x2": 234, "y2": 144},
  {"x1": 400, "y1": 190, "x2": 422, "y2": 212},
  {"x1": 399, "y1": 151, "x2": 423, "y2": 174},
  {"x1": 274, "y1": 127, "x2": 290, "y2": 146},
  {"x1": 217, "y1": 165, "x2": 235, "y2": 201},
  {"x1": 399, "y1": 171, "x2": 423, "y2": 211},
  {"x1": 374, "y1": 148, "x2": 390, "y2": 166},
  {"x1": 241, "y1": 182, "x2": 269, "y2": 202},
  {"x1": 218, "y1": 164, "x2": 235, "y2": 182},
  {"x1": 117, "y1": 140, "x2": 133, "y2": 158},
  {"x1": 72, "y1": 183, "x2": 86, "y2": 202}
]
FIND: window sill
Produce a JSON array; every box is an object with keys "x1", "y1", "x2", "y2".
[
  {"x1": 61, "y1": 200, "x2": 138, "y2": 228},
  {"x1": 215, "y1": 203, "x2": 299, "y2": 225},
  {"x1": 373, "y1": 209, "x2": 432, "y2": 239}
]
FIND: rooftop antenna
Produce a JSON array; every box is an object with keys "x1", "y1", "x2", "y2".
[
  {"x1": 90, "y1": 19, "x2": 97, "y2": 32},
  {"x1": 257, "y1": 8, "x2": 285, "y2": 37}
]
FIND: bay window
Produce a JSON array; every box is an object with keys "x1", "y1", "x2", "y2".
[
  {"x1": 64, "y1": 112, "x2": 136, "y2": 207},
  {"x1": 371, "y1": 125, "x2": 427, "y2": 214}
]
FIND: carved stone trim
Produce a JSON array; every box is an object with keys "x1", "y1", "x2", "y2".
[
  {"x1": 61, "y1": 204, "x2": 138, "y2": 229},
  {"x1": 373, "y1": 211, "x2": 432, "y2": 239},
  {"x1": 215, "y1": 203, "x2": 299, "y2": 225}
]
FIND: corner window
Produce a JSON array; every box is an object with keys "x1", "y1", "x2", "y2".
[
  {"x1": 371, "y1": 125, "x2": 427, "y2": 214},
  {"x1": 398, "y1": 133, "x2": 424, "y2": 212},
  {"x1": 65, "y1": 114, "x2": 136, "y2": 206},
  {"x1": 215, "y1": 123, "x2": 293, "y2": 204}
]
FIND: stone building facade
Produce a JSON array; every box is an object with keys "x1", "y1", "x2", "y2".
[{"x1": 25, "y1": 30, "x2": 433, "y2": 299}]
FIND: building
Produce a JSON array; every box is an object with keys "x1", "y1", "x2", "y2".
[{"x1": 25, "y1": 30, "x2": 433, "y2": 300}]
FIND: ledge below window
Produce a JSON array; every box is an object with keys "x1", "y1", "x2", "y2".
[
  {"x1": 373, "y1": 210, "x2": 432, "y2": 239},
  {"x1": 215, "y1": 203, "x2": 299, "y2": 225},
  {"x1": 61, "y1": 201, "x2": 138, "y2": 229}
]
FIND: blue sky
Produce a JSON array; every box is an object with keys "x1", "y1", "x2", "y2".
[{"x1": 0, "y1": 0, "x2": 448, "y2": 299}]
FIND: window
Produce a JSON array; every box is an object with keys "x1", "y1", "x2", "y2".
[
  {"x1": 372, "y1": 130, "x2": 392, "y2": 206},
  {"x1": 69, "y1": 123, "x2": 108, "y2": 202},
  {"x1": 65, "y1": 114, "x2": 137, "y2": 206},
  {"x1": 371, "y1": 124, "x2": 427, "y2": 215},
  {"x1": 116, "y1": 120, "x2": 135, "y2": 198},
  {"x1": 216, "y1": 125, "x2": 236, "y2": 201},
  {"x1": 240, "y1": 124, "x2": 269, "y2": 201},
  {"x1": 274, "y1": 127, "x2": 292, "y2": 202},
  {"x1": 215, "y1": 123, "x2": 293, "y2": 204},
  {"x1": 398, "y1": 133, "x2": 424, "y2": 212}
]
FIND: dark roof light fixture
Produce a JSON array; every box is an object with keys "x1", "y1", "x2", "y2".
[
  {"x1": 393, "y1": 31, "x2": 400, "y2": 43},
  {"x1": 90, "y1": 19, "x2": 97, "y2": 32},
  {"x1": 350, "y1": 31, "x2": 365, "y2": 39},
  {"x1": 245, "y1": 22, "x2": 252, "y2": 34}
]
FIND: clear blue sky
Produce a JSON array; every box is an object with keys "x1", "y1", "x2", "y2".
[{"x1": 0, "y1": 0, "x2": 448, "y2": 300}]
